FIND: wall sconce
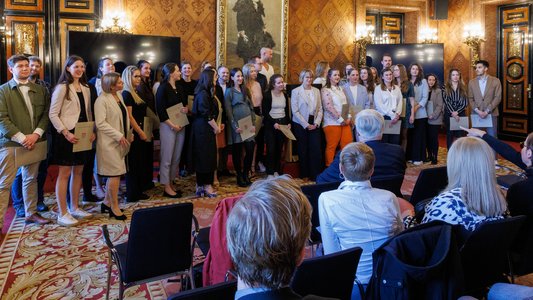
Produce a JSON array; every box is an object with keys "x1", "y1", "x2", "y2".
[
  {"x1": 420, "y1": 27, "x2": 438, "y2": 44},
  {"x1": 355, "y1": 25, "x2": 374, "y2": 68},
  {"x1": 96, "y1": 12, "x2": 132, "y2": 34},
  {"x1": 463, "y1": 23, "x2": 485, "y2": 67}
]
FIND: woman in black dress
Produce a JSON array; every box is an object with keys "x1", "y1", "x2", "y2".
[{"x1": 192, "y1": 69, "x2": 221, "y2": 197}]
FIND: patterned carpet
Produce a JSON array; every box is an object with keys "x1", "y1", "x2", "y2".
[{"x1": 0, "y1": 147, "x2": 527, "y2": 299}]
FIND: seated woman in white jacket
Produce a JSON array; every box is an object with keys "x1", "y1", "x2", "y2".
[{"x1": 95, "y1": 72, "x2": 132, "y2": 220}]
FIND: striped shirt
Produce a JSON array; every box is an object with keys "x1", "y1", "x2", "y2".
[{"x1": 441, "y1": 86, "x2": 467, "y2": 115}]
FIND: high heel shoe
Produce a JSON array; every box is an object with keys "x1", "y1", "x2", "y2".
[
  {"x1": 204, "y1": 185, "x2": 217, "y2": 198},
  {"x1": 195, "y1": 185, "x2": 205, "y2": 197},
  {"x1": 101, "y1": 203, "x2": 123, "y2": 214},
  {"x1": 109, "y1": 209, "x2": 127, "y2": 221}
]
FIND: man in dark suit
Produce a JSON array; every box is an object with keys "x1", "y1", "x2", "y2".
[
  {"x1": 227, "y1": 176, "x2": 331, "y2": 300},
  {"x1": 317, "y1": 109, "x2": 405, "y2": 183}
]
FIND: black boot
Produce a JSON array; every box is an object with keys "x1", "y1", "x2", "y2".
[
  {"x1": 236, "y1": 172, "x2": 247, "y2": 187},
  {"x1": 243, "y1": 170, "x2": 252, "y2": 186}
]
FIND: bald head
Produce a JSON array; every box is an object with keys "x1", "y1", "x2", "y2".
[{"x1": 260, "y1": 47, "x2": 273, "y2": 63}]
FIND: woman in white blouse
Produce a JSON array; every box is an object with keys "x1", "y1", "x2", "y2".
[
  {"x1": 374, "y1": 68, "x2": 402, "y2": 145},
  {"x1": 322, "y1": 68, "x2": 353, "y2": 166},
  {"x1": 291, "y1": 69, "x2": 323, "y2": 180}
]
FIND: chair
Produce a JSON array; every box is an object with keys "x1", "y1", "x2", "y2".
[
  {"x1": 371, "y1": 175, "x2": 404, "y2": 198},
  {"x1": 291, "y1": 247, "x2": 363, "y2": 300},
  {"x1": 102, "y1": 203, "x2": 198, "y2": 300},
  {"x1": 196, "y1": 227, "x2": 211, "y2": 257},
  {"x1": 406, "y1": 166, "x2": 448, "y2": 207},
  {"x1": 459, "y1": 215, "x2": 526, "y2": 297},
  {"x1": 167, "y1": 280, "x2": 237, "y2": 300},
  {"x1": 300, "y1": 181, "x2": 342, "y2": 246}
]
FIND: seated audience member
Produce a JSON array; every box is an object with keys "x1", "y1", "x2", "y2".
[
  {"x1": 462, "y1": 128, "x2": 533, "y2": 218},
  {"x1": 318, "y1": 142, "x2": 404, "y2": 299},
  {"x1": 316, "y1": 109, "x2": 405, "y2": 183},
  {"x1": 226, "y1": 176, "x2": 328, "y2": 300},
  {"x1": 422, "y1": 137, "x2": 507, "y2": 231},
  {"x1": 487, "y1": 283, "x2": 533, "y2": 300}
]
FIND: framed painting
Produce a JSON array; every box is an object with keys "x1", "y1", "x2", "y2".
[{"x1": 216, "y1": 0, "x2": 288, "y2": 77}]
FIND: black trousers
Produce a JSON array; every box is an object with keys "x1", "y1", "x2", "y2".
[
  {"x1": 293, "y1": 123, "x2": 322, "y2": 180},
  {"x1": 264, "y1": 125, "x2": 286, "y2": 175},
  {"x1": 444, "y1": 112, "x2": 466, "y2": 149},
  {"x1": 409, "y1": 118, "x2": 427, "y2": 161},
  {"x1": 217, "y1": 145, "x2": 231, "y2": 172},
  {"x1": 232, "y1": 141, "x2": 255, "y2": 175},
  {"x1": 126, "y1": 139, "x2": 148, "y2": 201},
  {"x1": 196, "y1": 171, "x2": 214, "y2": 185},
  {"x1": 382, "y1": 116, "x2": 401, "y2": 145},
  {"x1": 427, "y1": 124, "x2": 441, "y2": 161},
  {"x1": 82, "y1": 148, "x2": 96, "y2": 198}
]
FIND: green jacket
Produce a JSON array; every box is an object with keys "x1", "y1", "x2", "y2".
[{"x1": 0, "y1": 79, "x2": 50, "y2": 148}]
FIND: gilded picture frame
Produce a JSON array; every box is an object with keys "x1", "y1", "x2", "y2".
[{"x1": 216, "y1": 0, "x2": 288, "y2": 77}]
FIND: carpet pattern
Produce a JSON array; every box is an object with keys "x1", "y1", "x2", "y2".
[{"x1": 0, "y1": 147, "x2": 523, "y2": 299}]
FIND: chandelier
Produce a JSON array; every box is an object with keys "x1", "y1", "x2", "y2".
[{"x1": 96, "y1": 12, "x2": 132, "y2": 34}]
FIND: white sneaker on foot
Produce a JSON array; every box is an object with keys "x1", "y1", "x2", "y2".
[
  {"x1": 57, "y1": 213, "x2": 79, "y2": 227},
  {"x1": 413, "y1": 161, "x2": 423, "y2": 166},
  {"x1": 495, "y1": 160, "x2": 501, "y2": 169},
  {"x1": 258, "y1": 162, "x2": 266, "y2": 173},
  {"x1": 70, "y1": 208, "x2": 92, "y2": 219}
]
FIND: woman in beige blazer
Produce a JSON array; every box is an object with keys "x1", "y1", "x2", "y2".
[
  {"x1": 95, "y1": 72, "x2": 132, "y2": 220},
  {"x1": 49, "y1": 55, "x2": 94, "y2": 227}
]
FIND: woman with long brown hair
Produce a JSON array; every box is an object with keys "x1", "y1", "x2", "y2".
[{"x1": 442, "y1": 68, "x2": 468, "y2": 148}]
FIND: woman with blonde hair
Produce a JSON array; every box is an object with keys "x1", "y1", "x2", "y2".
[
  {"x1": 95, "y1": 72, "x2": 132, "y2": 220},
  {"x1": 313, "y1": 61, "x2": 330, "y2": 87},
  {"x1": 122, "y1": 65, "x2": 151, "y2": 202},
  {"x1": 422, "y1": 137, "x2": 507, "y2": 231}
]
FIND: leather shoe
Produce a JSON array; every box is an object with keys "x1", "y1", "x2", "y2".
[
  {"x1": 83, "y1": 194, "x2": 101, "y2": 203},
  {"x1": 37, "y1": 202, "x2": 49, "y2": 212},
  {"x1": 25, "y1": 213, "x2": 50, "y2": 225},
  {"x1": 163, "y1": 190, "x2": 182, "y2": 198}
]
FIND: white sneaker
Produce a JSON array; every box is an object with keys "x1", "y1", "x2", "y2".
[
  {"x1": 274, "y1": 172, "x2": 280, "y2": 177},
  {"x1": 413, "y1": 161, "x2": 423, "y2": 166},
  {"x1": 57, "y1": 213, "x2": 79, "y2": 227},
  {"x1": 258, "y1": 162, "x2": 266, "y2": 173},
  {"x1": 69, "y1": 208, "x2": 93, "y2": 219}
]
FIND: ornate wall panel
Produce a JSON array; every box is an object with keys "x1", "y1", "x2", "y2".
[
  {"x1": 123, "y1": 0, "x2": 216, "y2": 79},
  {"x1": 4, "y1": 0, "x2": 43, "y2": 12},
  {"x1": 5, "y1": 15, "x2": 45, "y2": 80},
  {"x1": 59, "y1": 0, "x2": 94, "y2": 13},
  {"x1": 287, "y1": 0, "x2": 355, "y2": 83},
  {"x1": 59, "y1": 19, "x2": 95, "y2": 66}
]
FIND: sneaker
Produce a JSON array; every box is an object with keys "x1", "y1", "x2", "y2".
[
  {"x1": 413, "y1": 161, "x2": 423, "y2": 166},
  {"x1": 69, "y1": 208, "x2": 93, "y2": 219},
  {"x1": 258, "y1": 162, "x2": 266, "y2": 173},
  {"x1": 274, "y1": 172, "x2": 280, "y2": 177},
  {"x1": 495, "y1": 160, "x2": 501, "y2": 169},
  {"x1": 57, "y1": 213, "x2": 79, "y2": 227}
]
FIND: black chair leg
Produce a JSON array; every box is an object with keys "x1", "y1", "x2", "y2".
[{"x1": 106, "y1": 251, "x2": 112, "y2": 300}]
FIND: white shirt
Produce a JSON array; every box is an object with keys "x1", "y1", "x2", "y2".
[
  {"x1": 478, "y1": 75, "x2": 488, "y2": 97},
  {"x1": 269, "y1": 92, "x2": 286, "y2": 119},
  {"x1": 260, "y1": 63, "x2": 274, "y2": 83},
  {"x1": 322, "y1": 86, "x2": 348, "y2": 127},
  {"x1": 11, "y1": 79, "x2": 44, "y2": 144},
  {"x1": 374, "y1": 84, "x2": 403, "y2": 119},
  {"x1": 318, "y1": 180, "x2": 403, "y2": 284}
]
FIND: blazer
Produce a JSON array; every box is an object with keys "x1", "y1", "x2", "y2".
[
  {"x1": 427, "y1": 88, "x2": 444, "y2": 125},
  {"x1": 468, "y1": 75, "x2": 502, "y2": 116},
  {"x1": 291, "y1": 85, "x2": 323, "y2": 128},
  {"x1": 342, "y1": 83, "x2": 370, "y2": 116},
  {"x1": 94, "y1": 92, "x2": 130, "y2": 176},
  {"x1": 49, "y1": 83, "x2": 92, "y2": 133},
  {"x1": 0, "y1": 79, "x2": 50, "y2": 148}
]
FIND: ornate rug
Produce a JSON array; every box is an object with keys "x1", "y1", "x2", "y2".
[{"x1": 0, "y1": 147, "x2": 522, "y2": 299}]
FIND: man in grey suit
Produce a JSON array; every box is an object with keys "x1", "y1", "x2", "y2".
[
  {"x1": 342, "y1": 68, "x2": 370, "y2": 139},
  {"x1": 468, "y1": 60, "x2": 502, "y2": 160},
  {"x1": 0, "y1": 54, "x2": 51, "y2": 231}
]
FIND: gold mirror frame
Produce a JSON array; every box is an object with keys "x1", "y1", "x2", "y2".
[{"x1": 216, "y1": 0, "x2": 288, "y2": 78}]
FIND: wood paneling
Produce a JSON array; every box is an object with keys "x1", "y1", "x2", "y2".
[
  {"x1": 121, "y1": 0, "x2": 216, "y2": 79},
  {"x1": 4, "y1": 0, "x2": 43, "y2": 12},
  {"x1": 5, "y1": 15, "x2": 45, "y2": 80},
  {"x1": 59, "y1": 0, "x2": 95, "y2": 14},
  {"x1": 59, "y1": 18, "x2": 95, "y2": 65},
  {"x1": 287, "y1": 0, "x2": 356, "y2": 83}
]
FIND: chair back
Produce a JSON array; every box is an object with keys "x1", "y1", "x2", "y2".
[
  {"x1": 460, "y1": 215, "x2": 526, "y2": 294},
  {"x1": 167, "y1": 280, "x2": 237, "y2": 300},
  {"x1": 371, "y1": 175, "x2": 404, "y2": 198},
  {"x1": 124, "y1": 203, "x2": 194, "y2": 284},
  {"x1": 301, "y1": 181, "x2": 342, "y2": 244},
  {"x1": 196, "y1": 227, "x2": 211, "y2": 257},
  {"x1": 409, "y1": 166, "x2": 447, "y2": 206},
  {"x1": 291, "y1": 247, "x2": 363, "y2": 299}
]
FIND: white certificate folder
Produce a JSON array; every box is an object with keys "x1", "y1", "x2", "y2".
[
  {"x1": 449, "y1": 117, "x2": 469, "y2": 131},
  {"x1": 470, "y1": 114, "x2": 493, "y2": 128},
  {"x1": 383, "y1": 120, "x2": 402, "y2": 135},
  {"x1": 72, "y1": 121, "x2": 94, "y2": 152}
]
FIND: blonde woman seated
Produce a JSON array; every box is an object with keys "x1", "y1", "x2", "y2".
[
  {"x1": 95, "y1": 72, "x2": 132, "y2": 220},
  {"x1": 422, "y1": 137, "x2": 507, "y2": 231}
]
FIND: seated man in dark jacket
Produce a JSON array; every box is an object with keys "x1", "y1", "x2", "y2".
[
  {"x1": 227, "y1": 176, "x2": 332, "y2": 300},
  {"x1": 317, "y1": 109, "x2": 406, "y2": 183}
]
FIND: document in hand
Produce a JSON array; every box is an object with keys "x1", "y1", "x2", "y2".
[
  {"x1": 73, "y1": 121, "x2": 94, "y2": 152},
  {"x1": 238, "y1": 115, "x2": 255, "y2": 141},
  {"x1": 427, "y1": 101, "x2": 434, "y2": 116},
  {"x1": 383, "y1": 120, "x2": 402, "y2": 134},
  {"x1": 143, "y1": 117, "x2": 153, "y2": 142},
  {"x1": 449, "y1": 116, "x2": 469, "y2": 131},
  {"x1": 167, "y1": 103, "x2": 189, "y2": 127},
  {"x1": 470, "y1": 114, "x2": 493, "y2": 128},
  {"x1": 278, "y1": 125, "x2": 296, "y2": 140},
  {"x1": 15, "y1": 141, "x2": 47, "y2": 168}
]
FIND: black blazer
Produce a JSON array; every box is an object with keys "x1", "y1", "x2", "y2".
[
  {"x1": 155, "y1": 81, "x2": 186, "y2": 122},
  {"x1": 262, "y1": 90, "x2": 290, "y2": 127},
  {"x1": 257, "y1": 72, "x2": 268, "y2": 92},
  {"x1": 215, "y1": 83, "x2": 228, "y2": 124}
]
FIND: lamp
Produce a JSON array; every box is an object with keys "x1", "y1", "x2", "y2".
[
  {"x1": 355, "y1": 25, "x2": 374, "y2": 68},
  {"x1": 420, "y1": 27, "x2": 438, "y2": 44},
  {"x1": 463, "y1": 23, "x2": 485, "y2": 67},
  {"x1": 96, "y1": 11, "x2": 132, "y2": 34}
]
